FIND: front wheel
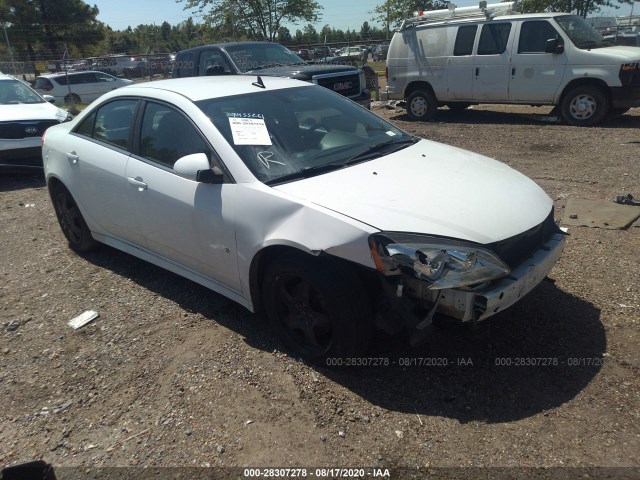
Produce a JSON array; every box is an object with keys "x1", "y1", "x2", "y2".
[
  {"x1": 64, "y1": 93, "x2": 81, "y2": 105},
  {"x1": 560, "y1": 86, "x2": 609, "y2": 126},
  {"x1": 406, "y1": 90, "x2": 437, "y2": 121},
  {"x1": 51, "y1": 184, "x2": 99, "y2": 252},
  {"x1": 262, "y1": 254, "x2": 372, "y2": 365}
]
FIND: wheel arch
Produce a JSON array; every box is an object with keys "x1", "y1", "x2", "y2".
[
  {"x1": 558, "y1": 78, "x2": 611, "y2": 106},
  {"x1": 404, "y1": 80, "x2": 437, "y2": 100},
  {"x1": 248, "y1": 244, "x2": 378, "y2": 314}
]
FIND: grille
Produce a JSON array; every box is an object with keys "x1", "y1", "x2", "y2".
[
  {"x1": 314, "y1": 73, "x2": 361, "y2": 98},
  {"x1": 488, "y1": 209, "x2": 561, "y2": 269},
  {"x1": 0, "y1": 120, "x2": 59, "y2": 140}
]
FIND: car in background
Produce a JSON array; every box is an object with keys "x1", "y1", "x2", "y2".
[
  {"x1": 372, "y1": 44, "x2": 389, "y2": 61},
  {"x1": 42, "y1": 75, "x2": 565, "y2": 365},
  {"x1": 296, "y1": 48, "x2": 311, "y2": 60},
  {"x1": 0, "y1": 73, "x2": 73, "y2": 171},
  {"x1": 34, "y1": 71, "x2": 134, "y2": 106}
]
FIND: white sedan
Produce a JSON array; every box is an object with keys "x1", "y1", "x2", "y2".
[{"x1": 42, "y1": 76, "x2": 566, "y2": 365}]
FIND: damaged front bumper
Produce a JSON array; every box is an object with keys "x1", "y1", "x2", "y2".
[{"x1": 378, "y1": 230, "x2": 567, "y2": 331}]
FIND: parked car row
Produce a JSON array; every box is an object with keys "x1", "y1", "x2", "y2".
[
  {"x1": 34, "y1": 71, "x2": 134, "y2": 106},
  {"x1": 51, "y1": 54, "x2": 176, "y2": 79}
]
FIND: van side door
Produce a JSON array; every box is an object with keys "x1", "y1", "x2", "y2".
[
  {"x1": 508, "y1": 20, "x2": 567, "y2": 103},
  {"x1": 472, "y1": 22, "x2": 513, "y2": 101},
  {"x1": 447, "y1": 24, "x2": 479, "y2": 101}
]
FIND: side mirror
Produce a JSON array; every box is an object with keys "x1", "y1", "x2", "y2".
[
  {"x1": 545, "y1": 38, "x2": 564, "y2": 54},
  {"x1": 174, "y1": 153, "x2": 224, "y2": 184},
  {"x1": 43, "y1": 94, "x2": 56, "y2": 104}
]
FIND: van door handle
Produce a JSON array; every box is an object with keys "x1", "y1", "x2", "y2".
[
  {"x1": 127, "y1": 176, "x2": 148, "y2": 190},
  {"x1": 511, "y1": 67, "x2": 516, "y2": 76},
  {"x1": 475, "y1": 67, "x2": 479, "y2": 77}
]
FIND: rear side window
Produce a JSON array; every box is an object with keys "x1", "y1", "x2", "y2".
[
  {"x1": 477, "y1": 23, "x2": 512, "y2": 55},
  {"x1": 175, "y1": 52, "x2": 195, "y2": 78},
  {"x1": 454, "y1": 25, "x2": 478, "y2": 56},
  {"x1": 35, "y1": 78, "x2": 53, "y2": 91},
  {"x1": 74, "y1": 99, "x2": 137, "y2": 149},
  {"x1": 518, "y1": 21, "x2": 561, "y2": 53}
]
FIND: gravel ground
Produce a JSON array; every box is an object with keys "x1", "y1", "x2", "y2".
[{"x1": 1, "y1": 103, "x2": 639, "y2": 478}]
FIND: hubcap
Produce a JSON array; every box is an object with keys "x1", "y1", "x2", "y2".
[
  {"x1": 276, "y1": 275, "x2": 332, "y2": 355},
  {"x1": 410, "y1": 96, "x2": 428, "y2": 117},
  {"x1": 569, "y1": 94, "x2": 596, "y2": 120}
]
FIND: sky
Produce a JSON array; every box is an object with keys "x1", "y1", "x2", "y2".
[{"x1": 91, "y1": 0, "x2": 637, "y2": 33}]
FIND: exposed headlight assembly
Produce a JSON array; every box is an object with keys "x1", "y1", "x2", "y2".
[{"x1": 369, "y1": 232, "x2": 510, "y2": 290}]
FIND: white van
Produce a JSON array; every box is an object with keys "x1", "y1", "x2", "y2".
[{"x1": 386, "y1": 2, "x2": 640, "y2": 126}]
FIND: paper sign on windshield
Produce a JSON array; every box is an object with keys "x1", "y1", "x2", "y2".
[{"x1": 229, "y1": 117, "x2": 272, "y2": 145}]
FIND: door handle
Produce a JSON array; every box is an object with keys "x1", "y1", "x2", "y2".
[
  {"x1": 511, "y1": 67, "x2": 516, "y2": 76},
  {"x1": 127, "y1": 176, "x2": 148, "y2": 190},
  {"x1": 475, "y1": 67, "x2": 479, "y2": 77},
  {"x1": 67, "y1": 152, "x2": 79, "y2": 164}
]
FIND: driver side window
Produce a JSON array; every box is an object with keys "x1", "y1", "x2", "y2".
[{"x1": 139, "y1": 102, "x2": 209, "y2": 168}]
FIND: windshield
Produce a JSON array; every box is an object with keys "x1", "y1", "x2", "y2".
[
  {"x1": 0, "y1": 79, "x2": 45, "y2": 105},
  {"x1": 196, "y1": 85, "x2": 415, "y2": 185},
  {"x1": 554, "y1": 15, "x2": 611, "y2": 49},
  {"x1": 224, "y1": 44, "x2": 305, "y2": 73}
]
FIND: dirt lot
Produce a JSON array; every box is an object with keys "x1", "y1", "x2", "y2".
[{"x1": 1, "y1": 104, "x2": 639, "y2": 478}]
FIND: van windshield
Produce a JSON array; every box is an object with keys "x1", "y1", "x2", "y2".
[{"x1": 554, "y1": 15, "x2": 612, "y2": 49}]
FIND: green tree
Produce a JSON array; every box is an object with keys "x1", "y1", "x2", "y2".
[
  {"x1": 179, "y1": 0, "x2": 323, "y2": 42},
  {"x1": 360, "y1": 21, "x2": 371, "y2": 41},
  {"x1": 519, "y1": 0, "x2": 629, "y2": 17},
  {"x1": 372, "y1": 0, "x2": 448, "y2": 31},
  {"x1": 3, "y1": 0, "x2": 104, "y2": 59}
]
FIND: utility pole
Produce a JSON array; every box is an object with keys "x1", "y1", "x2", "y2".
[{"x1": 3, "y1": 24, "x2": 17, "y2": 75}]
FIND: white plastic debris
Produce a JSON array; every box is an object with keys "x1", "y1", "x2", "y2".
[{"x1": 68, "y1": 310, "x2": 99, "y2": 329}]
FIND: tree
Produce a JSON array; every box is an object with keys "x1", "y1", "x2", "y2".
[
  {"x1": 372, "y1": 0, "x2": 448, "y2": 31},
  {"x1": 519, "y1": 0, "x2": 630, "y2": 17},
  {"x1": 277, "y1": 26, "x2": 292, "y2": 44},
  {"x1": 179, "y1": 0, "x2": 323, "y2": 42},
  {"x1": 3, "y1": 0, "x2": 104, "y2": 59},
  {"x1": 360, "y1": 21, "x2": 371, "y2": 41}
]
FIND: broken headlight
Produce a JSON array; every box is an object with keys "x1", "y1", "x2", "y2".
[{"x1": 368, "y1": 232, "x2": 510, "y2": 290}]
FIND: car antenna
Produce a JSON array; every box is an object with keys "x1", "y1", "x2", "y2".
[{"x1": 252, "y1": 76, "x2": 266, "y2": 89}]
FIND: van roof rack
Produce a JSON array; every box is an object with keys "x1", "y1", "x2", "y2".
[{"x1": 400, "y1": 1, "x2": 516, "y2": 29}]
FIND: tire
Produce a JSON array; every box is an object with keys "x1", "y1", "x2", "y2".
[
  {"x1": 447, "y1": 103, "x2": 471, "y2": 112},
  {"x1": 51, "y1": 184, "x2": 99, "y2": 252},
  {"x1": 64, "y1": 93, "x2": 81, "y2": 105},
  {"x1": 406, "y1": 90, "x2": 437, "y2": 121},
  {"x1": 262, "y1": 254, "x2": 373, "y2": 366},
  {"x1": 560, "y1": 85, "x2": 609, "y2": 126}
]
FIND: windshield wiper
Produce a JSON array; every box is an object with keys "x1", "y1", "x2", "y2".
[
  {"x1": 248, "y1": 63, "x2": 286, "y2": 71},
  {"x1": 343, "y1": 137, "x2": 419, "y2": 164},
  {"x1": 264, "y1": 162, "x2": 346, "y2": 185}
]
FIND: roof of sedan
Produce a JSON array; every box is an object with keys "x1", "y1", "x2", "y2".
[{"x1": 123, "y1": 75, "x2": 309, "y2": 101}]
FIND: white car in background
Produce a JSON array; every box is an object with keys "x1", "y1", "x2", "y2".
[
  {"x1": 34, "y1": 70, "x2": 133, "y2": 106},
  {"x1": 0, "y1": 73, "x2": 73, "y2": 171},
  {"x1": 42, "y1": 76, "x2": 566, "y2": 365}
]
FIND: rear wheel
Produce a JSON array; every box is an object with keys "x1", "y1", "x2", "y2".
[
  {"x1": 406, "y1": 90, "x2": 437, "y2": 121},
  {"x1": 64, "y1": 93, "x2": 81, "y2": 105},
  {"x1": 560, "y1": 85, "x2": 609, "y2": 126},
  {"x1": 262, "y1": 254, "x2": 372, "y2": 366},
  {"x1": 51, "y1": 184, "x2": 98, "y2": 252}
]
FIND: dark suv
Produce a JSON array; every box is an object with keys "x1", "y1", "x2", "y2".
[{"x1": 172, "y1": 42, "x2": 370, "y2": 108}]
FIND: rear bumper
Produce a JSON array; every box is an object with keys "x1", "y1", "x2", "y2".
[{"x1": 610, "y1": 85, "x2": 640, "y2": 108}]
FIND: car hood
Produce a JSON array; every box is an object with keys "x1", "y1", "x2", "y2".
[
  {"x1": 273, "y1": 139, "x2": 552, "y2": 245},
  {"x1": 577, "y1": 45, "x2": 640, "y2": 61},
  {"x1": 0, "y1": 102, "x2": 66, "y2": 122}
]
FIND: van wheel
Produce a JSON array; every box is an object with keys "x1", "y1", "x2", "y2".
[
  {"x1": 64, "y1": 93, "x2": 81, "y2": 105},
  {"x1": 561, "y1": 86, "x2": 609, "y2": 126},
  {"x1": 262, "y1": 254, "x2": 372, "y2": 366},
  {"x1": 407, "y1": 90, "x2": 437, "y2": 121}
]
